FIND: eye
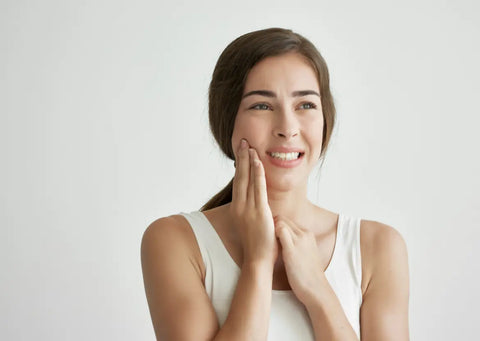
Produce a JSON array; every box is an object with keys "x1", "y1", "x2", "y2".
[
  {"x1": 250, "y1": 103, "x2": 271, "y2": 110},
  {"x1": 298, "y1": 102, "x2": 317, "y2": 110}
]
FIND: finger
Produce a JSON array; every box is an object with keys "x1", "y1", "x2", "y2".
[
  {"x1": 246, "y1": 148, "x2": 256, "y2": 205},
  {"x1": 251, "y1": 149, "x2": 268, "y2": 208},
  {"x1": 275, "y1": 220, "x2": 294, "y2": 251},
  {"x1": 232, "y1": 139, "x2": 249, "y2": 205},
  {"x1": 276, "y1": 215, "x2": 304, "y2": 236}
]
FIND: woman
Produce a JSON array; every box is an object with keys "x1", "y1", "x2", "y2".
[{"x1": 141, "y1": 28, "x2": 409, "y2": 340}]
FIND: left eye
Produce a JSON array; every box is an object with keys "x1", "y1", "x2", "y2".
[
  {"x1": 299, "y1": 102, "x2": 317, "y2": 110},
  {"x1": 251, "y1": 104, "x2": 270, "y2": 110}
]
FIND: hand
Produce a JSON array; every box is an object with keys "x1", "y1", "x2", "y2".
[
  {"x1": 274, "y1": 215, "x2": 326, "y2": 303},
  {"x1": 229, "y1": 139, "x2": 278, "y2": 267}
]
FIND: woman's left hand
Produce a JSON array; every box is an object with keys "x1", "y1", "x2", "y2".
[{"x1": 274, "y1": 215, "x2": 327, "y2": 304}]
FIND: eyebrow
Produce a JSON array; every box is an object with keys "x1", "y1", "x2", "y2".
[{"x1": 242, "y1": 89, "x2": 320, "y2": 99}]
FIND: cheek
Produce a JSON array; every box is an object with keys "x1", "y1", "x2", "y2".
[
  {"x1": 304, "y1": 117, "x2": 324, "y2": 153},
  {"x1": 231, "y1": 115, "x2": 264, "y2": 154}
]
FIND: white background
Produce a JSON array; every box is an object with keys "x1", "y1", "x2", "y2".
[{"x1": 2, "y1": 0, "x2": 479, "y2": 340}]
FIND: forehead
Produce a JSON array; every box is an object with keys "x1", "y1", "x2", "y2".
[{"x1": 243, "y1": 53, "x2": 320, "y2": 93}]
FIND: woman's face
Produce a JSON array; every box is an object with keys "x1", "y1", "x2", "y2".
[{"x1": 231, "y1": 52, "x2": 324, "y2": 191}]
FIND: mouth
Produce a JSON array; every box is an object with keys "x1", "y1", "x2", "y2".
[
  {"x1": 265, "y1": 151, "x2": 305, "y2": 168},
  {"x1": 267, "y1": 151, "x2": 304, "y2": 161}
]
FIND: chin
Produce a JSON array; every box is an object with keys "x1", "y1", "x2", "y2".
[{"x1": 264, "y1": 172, "x2": 305, "y2": 193}]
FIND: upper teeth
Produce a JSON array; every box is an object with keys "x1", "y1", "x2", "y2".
[{"x1": 269, "y1": 152, "x2": 301, "y2": 160}]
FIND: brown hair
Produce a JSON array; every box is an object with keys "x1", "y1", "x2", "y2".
[{"x1": 201, "y1": 27, "x2": 336, "y2": 211}]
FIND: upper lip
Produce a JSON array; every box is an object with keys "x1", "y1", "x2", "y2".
[{"x1": 266, "y1": 146, "x2": 305, "y2": 154}]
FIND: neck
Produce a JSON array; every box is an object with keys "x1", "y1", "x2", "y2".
[{"x1": 266, "y1": 183, "x2": 314, "y2": 225}]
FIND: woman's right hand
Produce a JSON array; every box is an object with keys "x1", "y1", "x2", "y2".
[{"x1": 229, "y1": 139, "x2": 278, "y2": 267}]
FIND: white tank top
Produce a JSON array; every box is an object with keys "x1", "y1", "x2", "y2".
[{"x1": 180, "y1": 211, "x2": 363, "y2": 340}]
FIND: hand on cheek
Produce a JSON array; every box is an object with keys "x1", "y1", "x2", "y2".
[{"x1": 229, "y1": 139, "x2": 278, "y2": 266}]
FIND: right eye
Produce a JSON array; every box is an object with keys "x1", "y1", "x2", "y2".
[{"x1": 250, "y1": 103, "x2": 270, "y2": 110}]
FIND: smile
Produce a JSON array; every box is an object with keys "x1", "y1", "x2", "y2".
[
  {"x1": 266, "y1": 152, "x2": 305, "y2": 168},
  {"x1": 267, "y1": 152, "x2": 302, "y2": 161}
]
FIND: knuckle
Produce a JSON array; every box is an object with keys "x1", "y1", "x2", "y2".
[{"x1": 278, "y1": 227, "x2": 288, "y2": 237}]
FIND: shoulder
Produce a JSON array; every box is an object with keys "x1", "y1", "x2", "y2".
[
  {"x1": 141, "y1": 214, "x2": 218, "y2": 339},
  {"x1": 142, "y1": 214, "x2": 189, "y2": 241},
  {"x1": 360, "y1": 219, "x2": 407, "y2": 253},
  {"x1": 359, "y1": 219, "x2": 409, "y2": 295},
  {"x1": 141, "y1": 214, "x2": 204, "y2": 280},
  {"x1": 359, "y1": 219, "x2": 410, "y2": 338},
  {"x1": 141, "y1": 215, "x2": 189, "y2": 254}
]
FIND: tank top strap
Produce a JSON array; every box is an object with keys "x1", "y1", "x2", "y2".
[
  {"x1": 180, "y1": 210, "x2": 240, "y2": 304},
  {"x1": 179, "y1": 211, "x2": 230, "y2": 263},
  {"x1": 335, "y1": 214, "x2": 363, "y2": 288}
]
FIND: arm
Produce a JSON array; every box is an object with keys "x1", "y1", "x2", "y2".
[
  {"x1": 215, "y1": 142, "x2": 278, "y2": 340},
  {"x1": 275, "y1": 218, "x2": 409, "y2": 340},
  {"x1": 274, "y1": 215, "x2": 360, "y2": 340},
  {"x1": 141, "y1": 216, "x2": 218, "y2": 340},
  {"x1": 141, "y1": 141, "x2": 277, "y2": 341},
  {"x1": 215, "y1": 260, "x2": 274, "y2": 340},
  {"x1": 304, "y1": 278, "x2": 359, "y2": 340},
  {"x1": 359, "y1": 221, "x2": 410, "y2": 340},
  {"x1": 141, "y1": 216, "x2": 274, "y2": 341},
  {"x1": 304, "y1": 221, "x2": 410, "y2": 340}
]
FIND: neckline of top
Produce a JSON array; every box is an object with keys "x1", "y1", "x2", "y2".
[{"x1": 195, "y1": 210, "x2": 342, "y2": 294}]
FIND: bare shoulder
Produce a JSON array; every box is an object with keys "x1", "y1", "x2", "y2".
[
  {"x1": 142, "y1": 214, "x2": 190, "y2": 240},
  {"x1": 141, "y1": 215, "x2": 190, "y2": 265},
  {"x1": 360, "y1": 219, "x2": 407, "y2": 252},
  {"x1": 141, "y1": 214, "x2": 204, "y2": 280},
  {"x1": 141, "y1": 214, "x2": 217, "y2": 340},
  {"x1": 359, "y1": 219, "x2": 410, "y2": 339},
  {"x1": 360, "y1": 219, "x2": 409, "y2": 296}
]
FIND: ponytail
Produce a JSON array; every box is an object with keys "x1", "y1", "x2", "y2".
[{"x1": 200, "y1": 178, "x2": 234, "y2": 211}]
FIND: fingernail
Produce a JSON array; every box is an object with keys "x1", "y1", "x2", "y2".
[{"x1": 240, "y1": 139, "x2": 247, "y2": 149}]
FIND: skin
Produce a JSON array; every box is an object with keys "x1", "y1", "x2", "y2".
[
  {"x1": 141, "y1": 52, "x2": 410, "y2": 340},
  {"x1": 228, "y1": 52, "x2": 335, "y2": 296},
  {"x1": 231, "y1": 52, "x2": 324, "y2": 229}
]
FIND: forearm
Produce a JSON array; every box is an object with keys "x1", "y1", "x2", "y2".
[
  {"x1": 213, "y1": 261, "x2": 273, "y2": 341},
  {"x1": 304, "y1": 278, "x2": 359, "y2": 341}
]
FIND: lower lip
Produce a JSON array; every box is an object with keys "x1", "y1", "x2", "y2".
[{"x1": 266, "y1": 153, "x2": 304, "y2": 168}]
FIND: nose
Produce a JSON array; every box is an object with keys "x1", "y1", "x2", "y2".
[{"x1": 273, "y1": 108, "x2": 299, "y2": 140}]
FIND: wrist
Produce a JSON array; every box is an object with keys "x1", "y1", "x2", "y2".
[
  {"x1": 242, "y1": 258, "x2": 274, "y2": 275},
  {"x1": 300, "y1": 275, "x2": 332, "y2": 311}
]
